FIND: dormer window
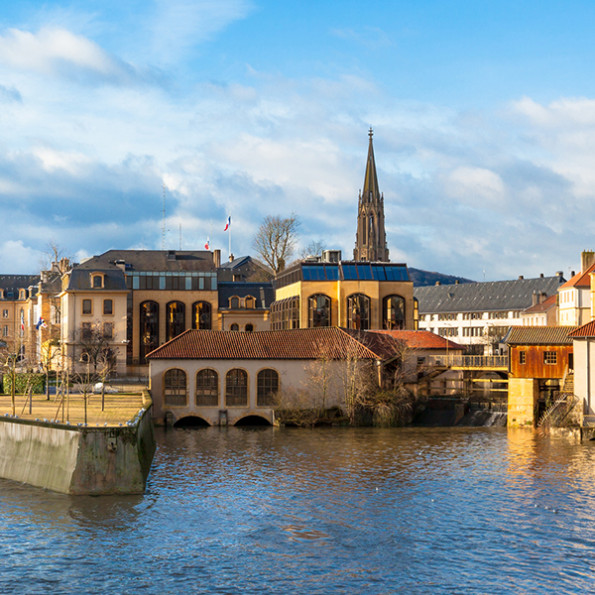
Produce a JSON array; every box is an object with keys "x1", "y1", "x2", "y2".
[
  {"x1": 229, "y1": 297, "x2": 240, "y2": 309},
  {"x1": 19, "y1": 289, "x2": 26, "y2": 300},
  {"x1": 245, "y1": 296, "x2": 256, "y2": 309},
  {"x1": 91, "y1": 274, "x2": 103, "y2": 288}
]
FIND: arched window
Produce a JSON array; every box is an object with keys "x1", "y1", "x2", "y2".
[
  {"x1": 230, "y1": 296, "x2": 240, "y2": 309},
  {"x1": 230, "y1": 323, "x2": 239, "y2": 331},
  {"x1": 192, "y1": 301, "x2": 211, "y2": 330},
  {"x1": 308, "y1": 294, "x2": 331, "y2": 327},
  {"x1": 347, "y1": 294, "x2": 370, "y2": 330},
  {"x1": 383, "y1": 295, "x2": 406, "y2": 330},
  {"x1": 164, "y1": 369, "x2": 187, "y2": 406},
  {"x1": 245, "y1": 296, "x2": 256, "y2": 309},
  {"x1": 245, "y1": 324, "x2": 254, "y2": 332},
  {"x1": 166, "y1": 301, "x2": 185, "y2": 341},
  {"x1": 226, "y1": 369, "x2": 247, "y2": 406},
  {"x1": 140, "y1": 301, "x2": 159, "y2": 361},
  {"x1": 196, "y1": 369, "x2": 218, "y2": 406},
  {"x1": 257, "y1": 369, "x2": 279, "y2": 406}
]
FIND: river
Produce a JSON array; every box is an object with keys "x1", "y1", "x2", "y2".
[{"x1": 0, "y1": 426, "x2": 594, "y2": 594}]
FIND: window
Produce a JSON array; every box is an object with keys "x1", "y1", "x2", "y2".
[
  {"x1": 245, "y1": 296, "x2": 256, "y2": 309},
  {"x1": 226, "y1": 369, "x2": 248, "y2": 406},
  {"x1": 92, "y1": 275, "x2": 103, "y2": 288},
  {"x1": 139, "y1": 301, "x2": 159, "y2": 361},
  {"x1": 164, "y1": 369, "x2": 187, "y2": 406},
  {"x1": 103, "y1": 322, "x2": 113, "y2": 339},
  {"x1": 2, "y1": 310, "x2": 7, "y2": 318},
  {"x1": 270, "y1": 296, "x2": 300, "y2": 331},
  {"x1": 82, "y1": 322, "x2": 92, "y2": 340},
  {"x1": 196, "y1": 369, "x2": 218, "y2": 406},
  {"x1": 347, "y1": 294, "x2": 370, "y2": 330},
  {"x1": 166, "y1": 301, "x2": 185, "y2": 342},
  {"x1": 230, "y1": 323, "x2": 239, "y2": 331},
  {"x1": 257, "y1": 369, "x2": 279, "y2": 406},
  {"x1": 230, "y1": 297, "x2": 240, "y2": 309},
  {"x1": 245, "y1": 324, "x2": 254, "y2": 332},
  {"x1": 192, "y1": 301, "x2": 211, "y2": 330},
  {"x1": 519, "y1": 351, "x2": 526, "y2": 365},
  {"x1": 82, "y1": 299, "x2": 92, "y2": 315},
  {"x1": 3, "y1": 325, "x2": 7, "y2": 337},
  {"x1": 544, "y1": 351, "x2": 557, "y2": 365},
  {"x1": 103, "y1": 299, "x2": 113, "y2": 315},
  {"x1": 308, "y1": 294, "x2": 331, "y2": 327},
  {"x1": 383, "y1": 295, "x2": 406, "y2": 330}
]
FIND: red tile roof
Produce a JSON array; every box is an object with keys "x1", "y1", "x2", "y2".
[
  {"x1": 147, "y1": 327, "x2": 404, "y2": 361},
  {"x1": 568, "y1": 321, "x2": 595, "y2": 338},
  {"x1": 367, "y1": 330, "x2": 465, "y2": 351},
  {"x1": 506, "y1": 326, "x2": 577, "y2": 345},
  {"x1": 559, "y1": 263, "x2": 595, "y2": 289},
  {"x1": 523, "y1": 293, "x2": 557, "y2": 314}
]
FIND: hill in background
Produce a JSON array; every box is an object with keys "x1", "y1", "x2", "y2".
[{"x1": 408, "y1": 267, "x2": 475, "y2": 287}]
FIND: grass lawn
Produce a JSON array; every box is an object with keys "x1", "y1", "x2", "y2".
[{"x1": 0, "y1": 392, "x2": 146, "y2": 426}]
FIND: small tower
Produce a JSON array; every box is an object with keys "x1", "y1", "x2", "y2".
[{"x1": 353, "y1": 128, "x2": 389, "y2": 262}]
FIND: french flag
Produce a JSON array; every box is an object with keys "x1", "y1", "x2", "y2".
[
  {"x1": 36, "y1": 317, "x2": 47, "y2": 330},
  {"x1": 224, "y1": 216, "x2": 231, "y2": 232},
  {"x1": 204, "y1": 238, "x2": 210, "y2": 250}
]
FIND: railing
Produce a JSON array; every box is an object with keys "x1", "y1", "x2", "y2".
[{"x1": 426, "y1": 355, "x2": 509, "y2": 369}]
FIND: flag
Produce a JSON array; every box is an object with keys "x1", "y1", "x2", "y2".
[
  {"x1": 204, "y1": 238, "x2": 210, "y2": 250},
  {"x1": 224, "y1": 216, "x2": 231, "y2": 231},
  {"x1": 36, "y1": 317, "x2": 47, "y2": 330},
  {"x1": 20, "y1": 310, "x2": 24, "y2": 334}
]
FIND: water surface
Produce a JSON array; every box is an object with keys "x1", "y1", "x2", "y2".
[{"x1": 0, "y1": 426, "x2": 594, "y2": 593}]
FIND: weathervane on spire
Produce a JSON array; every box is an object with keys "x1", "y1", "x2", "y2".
[{"x1": 369, "y1": 126, "x2": 373, "y2": 140}]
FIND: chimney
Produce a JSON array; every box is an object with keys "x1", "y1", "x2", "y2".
[
  {"x1": 229, "y1": 253, "x2": 235, "y2": 263},
  {"x1": 518, "y1": 275, "x2": 524, "y2": 280},
  {"x1": 455, "y1": 280, "x2": 459, "y2": 284},
  {"x1": 435, "y1": 281, "x2": 441, "y2": 286},
  {"x1": 582, "y1": 250, "x2": 595, "y2": 273},
  {"x1": 540, "y1": 273, "x2": 544, "y2": 278},
  {"x1": 213, "y1": 249, "x2": 221, "y2": 268},
  {"x1": 531, "y1": 290, "x2": 538, "y2": 307}
]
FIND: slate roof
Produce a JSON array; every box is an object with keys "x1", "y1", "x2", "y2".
[
  {"x1": 414, "y1": 275, "x2": 565, "y2": 314},
  {"x1": 0, "y1": 275, "x2": 40, "y2": 298},
  {"x1": 218, "y1": 282, "x2": 274, "y2": 309},
  {"x1": 147, "y1": 327, "x2": 401, "y2": 361},
  {"x1": 568, "y1": 321, "x2": 595, "y2": 338},
  {"x1": 506, "y1": 326, "x2": 576, "y2": 346},
  {"x1": 66, "y1": 268, "x2": 128, "y2": 291},
  {"x1": 368, "y1": 330, "x2": 465, "y2": 351},
  {"x1": 76, "y1": 249, "x2": 217, "y2": 273}
]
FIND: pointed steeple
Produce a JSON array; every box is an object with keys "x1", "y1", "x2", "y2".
[
  {"x1": 362, "y1": 127, "x2": 381, "y2": 203},
  {"x1": 354, "y1": 128, "x2": 389, "y2": 262}
]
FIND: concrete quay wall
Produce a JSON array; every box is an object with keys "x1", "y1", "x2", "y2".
[{"x1": 0, "y1": 394, "x2": 155, "y2": 495}]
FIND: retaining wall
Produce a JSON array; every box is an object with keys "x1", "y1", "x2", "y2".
[{"x1": 0, "y1": 392, "x2": 155, "y2": 495}]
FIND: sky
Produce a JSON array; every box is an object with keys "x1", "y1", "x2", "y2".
[{"x1": 2, "y1": 0, "x2": 595, "y2": 281}]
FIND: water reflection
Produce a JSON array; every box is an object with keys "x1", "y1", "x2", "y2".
[{"x1": 1, "y1": 426, "x2": 595, "y2": 593}]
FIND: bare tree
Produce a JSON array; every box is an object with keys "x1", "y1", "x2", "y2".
[
  {"x1": 254, "y1": 214, "x2": 300, "y2": 273},
  {"x1": 300, "y1": 240, "x2": 326, "y2": 260}
]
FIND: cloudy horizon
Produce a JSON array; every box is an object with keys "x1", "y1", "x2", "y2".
[{"x1": 1, "y1": 0, "x2": 595, "y2": 281}]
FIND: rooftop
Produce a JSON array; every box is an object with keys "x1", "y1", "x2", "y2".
[
  {"x1": 415, "y1": 274, "x2": 565, "y2": 314},
  {"x1": 506, "y1": 326, "x2": 577, "y2": 346}
]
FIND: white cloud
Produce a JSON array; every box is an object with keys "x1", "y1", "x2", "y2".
[{"x1": 445, "y1": 167, "x2": 505, "y2": 207}]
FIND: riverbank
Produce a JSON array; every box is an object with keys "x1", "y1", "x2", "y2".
[{"x1": 0, "y1": 391, "x2": 155, "y2": 494}]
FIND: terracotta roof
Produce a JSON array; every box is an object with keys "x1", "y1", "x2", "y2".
[
  {"x1": 506, "y1": 326, "x2": 577, "y2": 346},
  {"x1": 147, "y1": 327, "x2": 403, "y2": 361},
  {"x1": 523, "y1": 293, "x2": 557, "y2": 314},
  {"x1": 559, "y1": 262, "x2": 595, "y2": 289},
  {"x1": 568, "y1": 321, "x2": 595, "y2": 338},
  {"x1": 367, "y1": 330, "x2": 465, "y2": 351}
]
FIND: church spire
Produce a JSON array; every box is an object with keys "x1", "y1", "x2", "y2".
[{"x1": 353, "y1": 128, "x2": 389, "y2": 262}]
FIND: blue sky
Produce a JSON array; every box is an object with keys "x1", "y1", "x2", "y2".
[{"x1": 1, "y1": 0, "x2": 595, "y2": 280}]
